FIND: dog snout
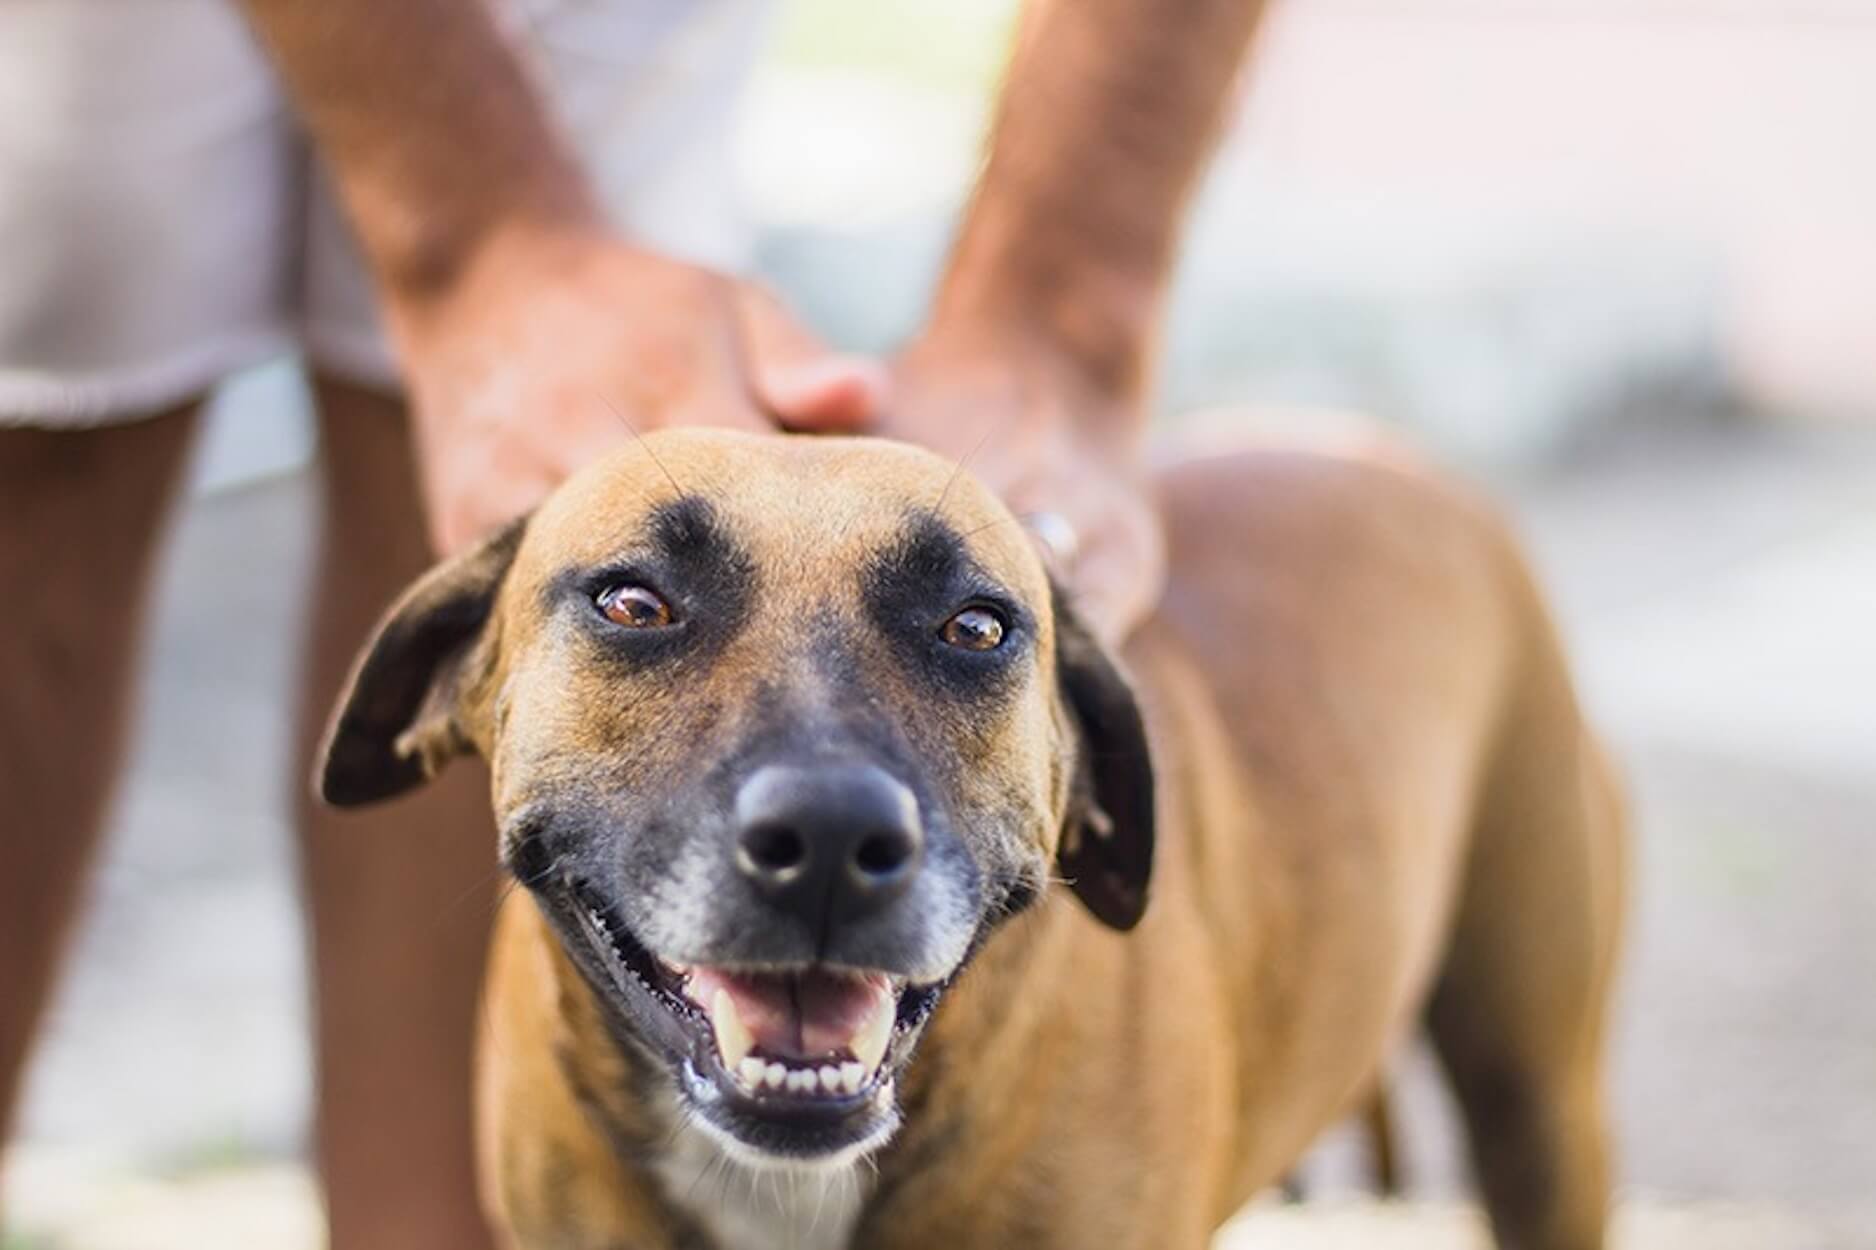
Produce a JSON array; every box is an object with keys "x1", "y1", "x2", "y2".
[{"x1": 733, "y1": 764, "x2": 924, "y2": 930}]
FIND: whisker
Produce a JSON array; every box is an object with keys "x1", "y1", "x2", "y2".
[
  {"x1": 433, "y1": 841, "x2": 561, "y2": 935},
  {"x1": 460, "y1": 845, "x2": 566, "y2": 1069},
  {"x1": 601, "y1": 393, "x2": 684, "y2": 496},
  {"x1": 680, "y1": 1143, "x2": 712, "y2": 1204},
  {"x1": 931, "y1": 420, "x2": 999, "y2": 517},
  {"x1": 427, "y1": 865, "x2": 505, "y2": 931},
  {"x1": 427, "y1": 845, "x2": 548, "y2": 932},
  {"x1": 959, "y1": 514, "x2": 1019, "y2": 541},
  {"x1": 476, "y1": 937, "x2": 511, "y2": 1071},
  {"x1": 809, "y1": 1164, "x2": 832, "y2": 1237},
  {"x1": 654, "y1": 1107, "x2": 692, "y2": 1157}
]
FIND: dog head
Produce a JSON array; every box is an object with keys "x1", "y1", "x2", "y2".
[{"x1": 317, "y1": 430, "x2": 1153, "y2": 1166}]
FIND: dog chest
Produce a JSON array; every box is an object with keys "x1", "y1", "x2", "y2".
[{"x1": 653, "y1": 1114, "x2": 871, "y2": 1250}]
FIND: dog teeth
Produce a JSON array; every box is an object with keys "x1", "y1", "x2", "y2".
[
  {"x1": 702, "y1": 978, "x2": 899, "y2": 1098},
  {"x1": 708, "y1": 989, "x2": 755, "y2": 1069},
  {"x1": 850, "y1": 995, "x2": 893, "y2": 1075},
  {"x1": 730, "y1": 1055, "x2": 872, "y2": 1098}
]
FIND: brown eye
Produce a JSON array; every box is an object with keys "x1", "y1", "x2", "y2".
[
  {"x1": 940, "y1": 606, "x2": 1006, "y2": 651},
  {"x1": 598, "y1": 584, "x2": 673, "y2": 629}
]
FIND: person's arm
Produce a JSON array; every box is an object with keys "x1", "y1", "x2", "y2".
[
  {"x1": 235, "y1": 0, "x2": 881, "y2": 553},
  {"x1": 865, "y1": 0, "x2": 1269, "y2": 640},
  {"x1": 236, "y1": 0, "x2": 593, "y2": 300},
  {"x1": 935, "y1": 0, "x2": 1268, "y2": 411}
]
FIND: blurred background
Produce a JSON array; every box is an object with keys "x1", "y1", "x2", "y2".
[{"x1": 5, "y1": 0, "x2": 1874, "y2": 1246}]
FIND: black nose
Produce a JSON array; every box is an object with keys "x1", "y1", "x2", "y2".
[{"x1": 734, "y1": 764, "x2": 924, "y2": 929}]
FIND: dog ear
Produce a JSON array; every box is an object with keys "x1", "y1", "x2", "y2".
[
  {"x1": 316, "y1": 518, "x2": 527, "y2": 807},
  {"x1": 1052, "y1": 584, "x2": 1156, "y2": 931}
]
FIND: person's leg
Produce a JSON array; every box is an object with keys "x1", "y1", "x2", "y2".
[
  {"x1": 295, "y1": 377, "x2": 498, "y2": 1250},
  {"x1": 0, "y1": 408, "x2": 202, "y2": 1144}
]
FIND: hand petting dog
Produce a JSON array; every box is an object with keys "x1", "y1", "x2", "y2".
[
  {"x1": 387, "y1": 220, "x2": 888, "y2": 556},
  {"x1": 393, "y1": 233, "x2": 1168, "y2": 645}
]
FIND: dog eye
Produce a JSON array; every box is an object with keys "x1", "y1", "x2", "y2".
[
  {"x1": 597, "y1": 584, "x2": 674, "y2": 629},
  {"x1": 939, "y1": 605, "x2": 1006, "y2": 651}
]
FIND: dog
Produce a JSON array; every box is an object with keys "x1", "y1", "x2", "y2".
[{"x1": 317, "y1": 427, "x2": 1625, "y2": 1250}]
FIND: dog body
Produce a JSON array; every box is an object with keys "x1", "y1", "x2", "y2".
[{"x1": 322, "y1": 429, "x2": 1623, "y2": 1250}]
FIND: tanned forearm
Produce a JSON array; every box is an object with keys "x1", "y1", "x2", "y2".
[
  {"x1": 935, "y1": 0, "x2": 1269, "y2": 410},
  {"x1": 235, "y1": 0, "x2": 600, "y2": 303}
]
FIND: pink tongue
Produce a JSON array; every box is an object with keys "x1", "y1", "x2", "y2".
[{"x1": 688, "y1": 967, "x2": 891, "y2": 1060}]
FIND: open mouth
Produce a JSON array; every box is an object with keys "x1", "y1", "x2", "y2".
[{"x1": 565, "y1": 882, "x2": 945, "y2": 1152}]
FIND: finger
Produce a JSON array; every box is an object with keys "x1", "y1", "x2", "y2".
[
  {"x1": 1066, "y1": 549, "x2": 1154, "y2": 648},
  {"x1": 768, "y1": 357, "x2": 891, "y2": 430},
  {"x1": 736, "y1": 284, "x2": 888, "y2": 430},
  {"x1": 1064, "y1": 513, "x2": 1167, "y2": 648}
]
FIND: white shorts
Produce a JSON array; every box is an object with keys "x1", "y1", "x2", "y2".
[{"x1": 0, "y1": 0, "x2": 775, "y2": 426}]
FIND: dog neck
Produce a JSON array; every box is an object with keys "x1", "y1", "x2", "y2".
[{"x1": 651, "y1": 1097, "x2": 874, "y2": 1250}]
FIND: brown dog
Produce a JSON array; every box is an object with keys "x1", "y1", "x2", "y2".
[{"x1": 318, "y1": 428, "x2": 1624, "y2": 1250}]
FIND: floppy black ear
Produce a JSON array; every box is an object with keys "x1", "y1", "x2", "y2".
[
  {"x1": 1052, "y1": 585, "x2": 1156, "y2": 931},
  {"x1": 316, "y1": 518, "x2": 527, "y2": 807}
]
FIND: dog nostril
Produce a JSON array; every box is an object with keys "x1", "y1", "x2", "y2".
[
  {"x1": 732, "y1": 764, "x2": 923, "y2": 914},
  {"x1": 742, "y1": 824, "x2": 808, "y2": 876},
  {"x1": 853, "y1": 830, "x2": 915, "y2": 880}
]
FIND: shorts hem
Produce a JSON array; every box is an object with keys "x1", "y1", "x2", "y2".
[
  {"x1": 0, "y1": 331, "x2": 294, "y2": 427},
  {"x1": 300, "y1": 322, "x2": 402, "y2": 394}
]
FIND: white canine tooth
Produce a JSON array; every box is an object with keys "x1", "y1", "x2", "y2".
[
  {"x1": 819, "y1": 1066, "x2": 842, "y2": 1093},
  {"x1": 737, "y1": 1056, "x2": 768, "y2": 1089},
  {"x1": 851, "y1": 996, "x2": 893, "y2": 1074},
  {"x1": 764, "y1": 1062, "x2": 788, "y2": 1090},
  {"x1": 839, "y1": 1062, "x2": 866, "y2": 1094},
  {"x1": 709, "y1": 989, "x2": 755, "y2": 1069}
]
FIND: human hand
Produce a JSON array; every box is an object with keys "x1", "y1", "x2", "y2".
[
  {"x1": 386, "y1": 221, "x2": 886, "y2": 554},
  {"x1": 791, "y1": 330, "x2": 1166, "y2": 646}
]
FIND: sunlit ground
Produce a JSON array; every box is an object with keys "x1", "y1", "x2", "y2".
[{"x1": 3, "y1": 1147, "x2": 1860, "y2": 1250}]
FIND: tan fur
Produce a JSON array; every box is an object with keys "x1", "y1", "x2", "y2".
[
  {"x1": 469, "y1": 437, "x2": 1067, "y2": 881},
  {"x1": 340, "y1": 428, "x2": 1622, "y2": 1250}
]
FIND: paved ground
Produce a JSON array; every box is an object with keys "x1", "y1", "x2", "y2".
[
  {"x1": 3, "y1": 417, "x2": 1874, "y2": 1248},
  {"x1": 2, "y1": 1148, "x2": 1859, "y2": 1250}
]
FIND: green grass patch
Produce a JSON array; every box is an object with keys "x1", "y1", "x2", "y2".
[
  {"x1": 159, "y1": 1130, "x2": 266, "y2": 1178},
  {"x1": 768, "y1": 0, "x2": 1018, "y2": 92}
]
